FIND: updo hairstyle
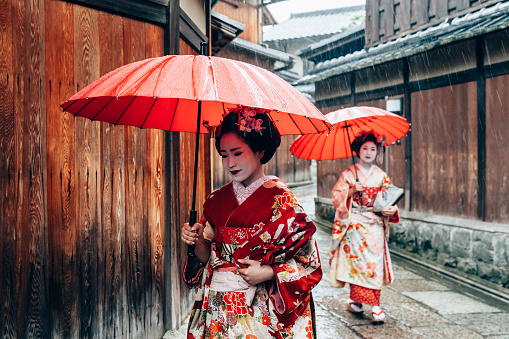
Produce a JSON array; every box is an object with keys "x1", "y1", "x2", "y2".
[{"x1": 215, "y1": 110, "x2": 281, "y2": 164}]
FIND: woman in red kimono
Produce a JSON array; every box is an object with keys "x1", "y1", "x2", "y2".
[
  {"x1": 181, "y1": 107, "x2": 322, "y2": 339},
  {"x1": 330, "y1": 132, "x2": 399, "y2": 323}
]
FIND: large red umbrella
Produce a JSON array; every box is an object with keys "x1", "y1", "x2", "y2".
[
  {"x1": 290, "y1": 106, "x2": 410, "y2": 161},
  {"x1": 60, "y1": 52, "x2": 329, "y2": 135},
  {"x1": 290, "y1": 106, "x2": 409, "y2": 207},
  {"x1": 60, "y1": 43, "x2": 330, "y2": 280}
]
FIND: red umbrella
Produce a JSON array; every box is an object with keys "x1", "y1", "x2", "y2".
[
  {"x1": 60, "y1": 43, "x2": 330, "y2": 280},
  {"x1": 60, "y1": 52, "x2": 329, "y2": 136},
  {"x1": 290, "y1": 106, "x2": 409, "y2": 208},
  {"x1": 290, "y1": 106, "x2": 410, "y2": 161}
]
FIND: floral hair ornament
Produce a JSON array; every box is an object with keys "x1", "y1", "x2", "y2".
[{"x1": 226, "y1": 105, "x2": 268, "y2": 136}]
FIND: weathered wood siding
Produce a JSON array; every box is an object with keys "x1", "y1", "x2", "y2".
[
  {"x1": 366, "y1": 0, "x2": 494, "y2": 47},
  {"x1": 411, "y1": 82, "x2": 478, "y2": 218},
  {"x1": 0, "y1": 1, "x2": 208, "y2": 337},
  {"x1": 486, "y1": 73, "x2": 509, "y2": 222},
  {"x1": 213, "y1": 0, "x2": 260, "y2": 43}
]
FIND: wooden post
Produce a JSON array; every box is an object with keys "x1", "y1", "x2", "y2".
[
  {"x1": 476, "y1": 37, "x2": 486, "y2": 221},
  {"x1": 164, "y1": 0, "x2": 181, "y2": 330},
  {"x1": 403, "y1": 57, "x2": 412, "y2": 211},
  {"x1": 350, "y1": 72, "x2": 356, "y2": 107}
]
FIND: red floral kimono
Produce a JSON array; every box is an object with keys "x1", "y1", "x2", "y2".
[{"x1": 184, "y1": 177, "x2": 322, "y2": 339}]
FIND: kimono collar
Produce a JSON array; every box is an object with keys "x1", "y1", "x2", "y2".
[
  {"x1": 356, "y1": 164, "x2": 376, "y2": 178},
  {"x1": 233, "y1": 175, "x2": 277, "y2": 205}
]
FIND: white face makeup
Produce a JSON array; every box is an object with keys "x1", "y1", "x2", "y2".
[
  {"x1": 358, "y1": 141, "x2": 377, "y2": 166},
  {"x1": 220, "y1": 132, "x2": 264, "y2": 187}
]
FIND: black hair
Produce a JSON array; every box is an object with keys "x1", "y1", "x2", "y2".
[
  {"x1": 351, "y1": 132, "x2": 379, "y2": 157},
  {"x1": 215, "y1": 111, "x2": 281, "y2": 164}
]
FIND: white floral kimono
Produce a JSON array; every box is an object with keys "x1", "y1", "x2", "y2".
[{"x1": 329, "y1": 164, "x2": 399, "y2": 290}]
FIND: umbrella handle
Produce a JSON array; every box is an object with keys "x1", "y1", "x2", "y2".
[
  {"x1": 187, "y1": 210, "x2": 197, "y2": 255},
  {"x1": 356, "y1": 178, "x2": 363, "y2": 203}
]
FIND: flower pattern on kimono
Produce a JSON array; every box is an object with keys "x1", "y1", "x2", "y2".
[{"x1": 259, "y1": 231, "x2": 271, "y2": 243}]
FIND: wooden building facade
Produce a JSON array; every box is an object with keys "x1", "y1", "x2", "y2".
[
  {"x1": 306, "y1": 0, "x2": 509, "y2": 290},
  {"x1": 0, "y1": 0, "x2": 211, "y2": 337},
  {"x1": 311, "y1": 0, "x2": 509, "y2": 223}
]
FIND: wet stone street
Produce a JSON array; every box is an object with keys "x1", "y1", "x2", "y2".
[{"x1": 164, "y1": 181, "x2": 509, "y2": 339}]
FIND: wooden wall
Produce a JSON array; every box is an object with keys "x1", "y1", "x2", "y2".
[
  {"x1": 365, "y1": 0, "x2": 495, "y2": 47},
  {"x1": 214, "y1": 0, "x2": 260, "y2": 43},
  {"x1": 0, "y1": 1, "x2": 207, "y2": 337},
  {"x1": 486, "y1": 73, "x2": 509, "y2": 222},
  {"x1": 411, "y1": 82, "x2": 478, "y2": 218}
]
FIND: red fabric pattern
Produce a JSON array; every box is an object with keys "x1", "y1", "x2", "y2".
[{"x1": 350, "y1": 284, "x2": 381, "y2": 306}]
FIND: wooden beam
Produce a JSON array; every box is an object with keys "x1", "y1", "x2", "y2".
[
  {"x1": 476, "y1": 37, "x2": 486, "y2": 221},
  {"x1": 403, "y1": 57, "x2": 412, "y2": 211},
  {"x1": 68, "y1": 0, "x2": 168, "y2": 25},
  {"x1": 350, "y1": 73, "x2": 356, "y2": 106},
  {"x1": 165, "y1": 0, "x2": 179, "y2": 55}
]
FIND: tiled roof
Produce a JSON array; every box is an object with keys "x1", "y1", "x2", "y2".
[
  {"x1": 229, "y1": 38, "x2": 295, "y2": 64},
  {"x1": 298, "y1": 1, "x2": 509, "y2": 84},
  {"x1": 263, "y1": 5, "x2": 365, "y2": 42}
]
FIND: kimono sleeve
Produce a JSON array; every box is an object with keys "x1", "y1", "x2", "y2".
[
  {"x1": 232, "y1": 189, "x2": 322, "y2": 326},
  {"x1": 331, "y1": 170, "x2": 354, "y2": 216},
  {"x1": 380, "y1": 174, "x2": 400, "y2": 224}
]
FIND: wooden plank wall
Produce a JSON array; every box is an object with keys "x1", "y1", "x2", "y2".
[
  {"x1": 0, "y1": 1, "x2": 204, "y2": 337},
  {"x1": 365, "y1": 0, "x2": 491, "y2": 47},
  {"x1": 213, "y1": 0, "x2": 260, "y2": 43},
  {"x1": 486, "y1": 74, "x2": 509, "y2": 222},
  {"x1": 411, "y1": 82, "x2": 478, "y2": 218}
]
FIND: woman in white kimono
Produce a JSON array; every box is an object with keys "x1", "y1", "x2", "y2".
[{"x1": 329, "y1": 132, "x2": 399, "y2": 323}]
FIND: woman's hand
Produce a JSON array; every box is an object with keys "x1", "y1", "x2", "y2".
[
  {"x1": 349, "y1": 182, "x2": 363, "y2": 197},
  {"x1": 381, "y1": 206, "x2": 397, "y2": 217},
  {"x1": 181, "y1": 222, "x2": 204, "y2": 245},
  {"x1": 237, "y1": 259, "x2": 275, "y2": 286},
  {"x1": 181, "y1": 222, "x2": 211, "y2": 264}
]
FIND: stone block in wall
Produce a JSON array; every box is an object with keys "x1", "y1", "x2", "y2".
[
  {"x1": 389, "y1": 222, "x2": 406, "y2": 244},
  {"x1": 314, "y1": 197, "x2": 335, "y2": 224},
  {"x1": 472, "y1": 231, "x2": 494, "y2": 264},
  {"x1": 404, "y1": 221, "x2": 419, "y2": 252},
  {"x1": 417, "y1": 223, "x2": 434, "y2": 254},
  {"x1": 477, "y1": 264, "x2": 503, "y2": 285},
  {"x1": 432, "y1": 225, "x2": 451, "y2": 254},
  {"x1": 451, "y1": 229, "x2": 472, "y2": 258},
  {"x1": 457, "y1": 258, "x2": 478, "y2": 275},
  {"x1": 494, "y1": 236, "x2": 509, "y2": 267}
]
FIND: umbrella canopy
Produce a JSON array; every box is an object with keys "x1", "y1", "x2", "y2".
[
  {"x1": 60, "y1": 43, "x2": 330, "y2": 278},
  {"x1": 290, "y1": 106, "x2": 410, "y2": 161},
  {"x1": 60, "y1": 54, "x2": 330, "y2": 135}
]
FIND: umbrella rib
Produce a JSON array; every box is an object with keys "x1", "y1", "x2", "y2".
[
  {"x1": 72, "y1": 97, "x2": 96, "y2": 118},
  {"x1": 60, "y1": 99, "x2": 77, "y2": 112},
  {"x1": 308, "y1": 117, "x2": 322, "y2": 134},
  {"x1": 168, "y1": 98, "x2": 179, "y2": 132},
  {"x1": 140, "y1": 97, "x2": 158, "y2": 129},
  {"x1": 287, "y1": 113, "x2": 303, "y2": 135},
  {"x1": 114, "y1": 97, "x2": 137, "y2": 126},
  {"x1": 90, "y1": 97, "x2": 116, "y2": 121}
]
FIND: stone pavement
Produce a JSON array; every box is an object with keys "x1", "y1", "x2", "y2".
[{"x1": 163, "y1": 180, "x2": 509, "y2": 338}]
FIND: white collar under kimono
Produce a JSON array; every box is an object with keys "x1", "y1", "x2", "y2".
[
  {"x1": 232, "y1": 175, "x2": 277, "y2": 205},
  {"x1": 356, "y1": 164, "x2": 376, "y2": 179}
]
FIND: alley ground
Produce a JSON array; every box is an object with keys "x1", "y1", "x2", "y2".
[{"x1": 163, "y1": 178, "x2": 509, "y2": 339}]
